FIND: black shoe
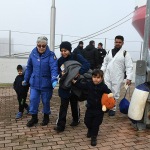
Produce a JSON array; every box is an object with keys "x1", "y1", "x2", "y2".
[
  {"x1": 54, "y1": 126, "x2": 64, "y2": 133},
  {"x1": 108, "y1": 110, "x2": 116, "y2": 116},
  {"x1": 70, "y1": 121, "x2": 80, "y2": 126},
  {"x1": 41, "y1": 114, "x2": 49, "y2": 126},
  {"x1": 91, "y1": 136, "x2": 97, "y2": 146},
  {"x1": 27, "y1": 114, "x2": 38, "y2": 127},
  {"x1": 87, "y1": 130, "x2": 91, "y2": 138}
]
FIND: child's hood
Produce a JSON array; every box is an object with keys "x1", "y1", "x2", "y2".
[{"x1": 21, "y1": 65, "x2": 27, "y2": 75}]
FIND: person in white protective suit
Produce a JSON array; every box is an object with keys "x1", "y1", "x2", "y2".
[{"x1": 101, "y1": 35, "x2": 133, "y2": 116}]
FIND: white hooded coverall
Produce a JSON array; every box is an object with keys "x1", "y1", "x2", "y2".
[{"x1": 101, "y1": 48, "x2": 133, "y2": 108}]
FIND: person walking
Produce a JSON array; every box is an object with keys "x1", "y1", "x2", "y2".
[
  {"x1": 101, "y1": 35, "x2": 133, "y2": 116},
  {"x1": 23, "y1": 36, "x2": 58, "y2": 127},
  {"x1": 13, "y1": 65, "x2": 29, "y2": 119},
  {"x1": 97, "y1": 42, "x2": 107, "y2": 68},
  {"x1": 73, "y1": 41, "x2": 84, "y2": 56},
  {"x1": 54, "y1": 41, "x2": 90, "y2": 132},
  {"x1": 83, "y1": 40, "x2": 99, "y2": 70},
  {"x1": 72, "y1": 69, "x2": 111, "y2": 146}
]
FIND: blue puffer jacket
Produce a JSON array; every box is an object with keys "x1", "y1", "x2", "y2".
[{"x1": 24, "y1": 46, "x2": 58, "y2": 91}]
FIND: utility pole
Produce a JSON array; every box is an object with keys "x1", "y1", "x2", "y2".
[
  {"x1": 104, "y1": 38, "x2": 107, "y2": 50},
  {"x1": 61, "y1": 34, "x2": 63, "y2": 43},
  {"x1": 9, "y1": 30, "x2": 11, "y2": 57},
  {"x1": 50, "y1": 0, "x2": 56, "y2": 52}
]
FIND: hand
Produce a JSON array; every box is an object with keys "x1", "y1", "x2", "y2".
[
  {"x1": 126, "y1": 79, "x2": 131, "y2": 86},
  {"x1": 61, "y1": 71, "x2": 65, "y2": 76},
  {"x1": 22, "y1": 81, "x2": 27, "y2": 86},
  {"x1": 72, "y1": 79, "x2": 77, "y2": 84},
  {"x1": 52, "y1": 81, "x2": 58, "y2": 88}
]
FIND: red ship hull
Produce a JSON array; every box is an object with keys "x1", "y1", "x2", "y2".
[{"x1": 132, "y1": 5, "x2": 146, "y2": 42}]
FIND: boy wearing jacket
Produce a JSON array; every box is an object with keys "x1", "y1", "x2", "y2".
[
  {"x1": 72, "y1": 69, "x2": 111, "y2": 146},
  {"x1": 13, "y1": 65, "x2": 29, "y2": 119}
]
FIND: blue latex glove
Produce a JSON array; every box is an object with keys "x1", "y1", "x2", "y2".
[
  {"x1": 52, "y1": 81, "x2": 58, "y2": 88},
  {"x1": 22, "y1": 80, "x2": 27, "y2": 86}
]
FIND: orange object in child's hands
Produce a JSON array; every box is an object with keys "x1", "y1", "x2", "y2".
[{"x1": 101, "y1": 93, "x2": 115, "y2": 111}]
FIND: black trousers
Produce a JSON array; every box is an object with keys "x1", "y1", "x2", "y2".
[
  {"x1": 57, "y1": 94, "x2": 80, "y2": 129},
  {"x1": 17, "y1": 93, "x2": 28, "y2": 112},
  {"x1": 84, "y1": 108, "x2": 104, "y2": 137}
]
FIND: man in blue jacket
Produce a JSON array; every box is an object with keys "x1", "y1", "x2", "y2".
[
  {"x1": 54, "y1": 41, "x2": 90, "y2": 132},
  {"x1": 23, "y1": 36, "x2": 58, "y2": 127}
]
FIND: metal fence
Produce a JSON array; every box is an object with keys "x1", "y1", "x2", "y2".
[{"x1": 0, "y1": 30, "x2": 143, "y2": 61}]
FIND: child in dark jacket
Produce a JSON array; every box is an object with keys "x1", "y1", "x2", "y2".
[
  {"x1": 72, "y1": 69, "x2": 111, "y2": 146},
  {"x1": 13, "y1": 65, "x2": 29, "y2": 119}
]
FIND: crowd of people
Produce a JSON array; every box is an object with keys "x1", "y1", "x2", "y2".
[{"x1": 13, "y1": 35, "x2": 133, "y2": 146}]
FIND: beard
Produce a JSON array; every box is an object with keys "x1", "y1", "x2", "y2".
[{"x1": 114, "y1": 46, "x2": 122, "y2": 51}]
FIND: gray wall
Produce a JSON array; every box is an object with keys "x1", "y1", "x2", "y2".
[
  {"x1": 0, "y1": 58, "x2": 28, "y2": 83},
  {"x1": 0, "y1": 58, "x2": 136, "y2": 83}
]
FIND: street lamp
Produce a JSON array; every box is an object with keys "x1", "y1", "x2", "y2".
[{"x1": 50, "y1": 0, "x2": 56, "y2": 52}]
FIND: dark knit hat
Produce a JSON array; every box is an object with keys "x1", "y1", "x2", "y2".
[
  {"x1": 79, "y1": 41, "x2": 83, "y2": 45},
  {"x1": 89, "y1": 40, "x2": 95, "y2": 45},
  {"x1": 60, "y1": 41, "x2": 72, "y2": 52}
]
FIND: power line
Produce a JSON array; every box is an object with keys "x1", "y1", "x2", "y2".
[
  {"x1": 54, "y1": 16, "x2": 133, "y2": 49},
  {"x1": 54, "y1": 11, "x2": 134, "y2": 48},
  {"x1": 70, "y1": 11, "x2": 134, "y2": 43},
  {"x1": 72, "y1": 17, "x2": 132, "y2": 44}
]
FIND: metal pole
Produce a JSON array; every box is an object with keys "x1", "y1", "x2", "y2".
[
  {"x1": 104, "y1": 38, "x2": 107, "y2": 49},
  {"x1": 61, "y1": 34, "x2": 63, "y2": 43},
  {"x1": 140, "y1": 42, "x2": 143, "y2": 60},
  {"x1": 50, "y1": 0, "x2": 56, "y2": 52},
  {"x1": 9, "y1": 30, "x2": 11, "y2": 57},
  {"x1": 142, "y1": 0, "x2": 150, "y2": 61}
]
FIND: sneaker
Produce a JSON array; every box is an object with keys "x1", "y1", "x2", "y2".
[
  {"x1": 91, "y1": 136, "x2": 97, "y2": 146},
  {"x1": 16, "y1": 112, "x2": 23, "y2": 119},
  {"x1": 108, "y1": 110, "x2": 116, "y2": 116},
  {"x1": 54, "y1": 126, "x2": 64, "y2": 133},
  {"x1": 70, "y1": 121, "x2": 80, "y2": 126}
]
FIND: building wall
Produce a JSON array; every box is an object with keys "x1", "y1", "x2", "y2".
[
  {"x1": 0, "y1": 58, "x2": 136, "y2": 83},
  {"x1": 0, "y1": 58, "x2": 28, "y2": 83}
]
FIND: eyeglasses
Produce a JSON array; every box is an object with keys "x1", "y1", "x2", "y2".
[{"x1": 37, "y1": 44, "x2": 46, "y2": 48}]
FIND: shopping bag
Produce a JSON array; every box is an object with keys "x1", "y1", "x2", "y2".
[{"x1": 119, "y1": 87, "x2": 130, "y2": 114}]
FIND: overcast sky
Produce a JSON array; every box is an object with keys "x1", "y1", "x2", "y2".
[{"x1": 0, "y1": 0, "x2": 145, "y2": 60}]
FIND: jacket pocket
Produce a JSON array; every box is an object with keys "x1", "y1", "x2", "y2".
[
  {"x1": 41, "y1": 77, "x2": 52, "y2": 88},
  {"x1": 29, "y1": 74, "x2": 39, "y2": 88}
]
